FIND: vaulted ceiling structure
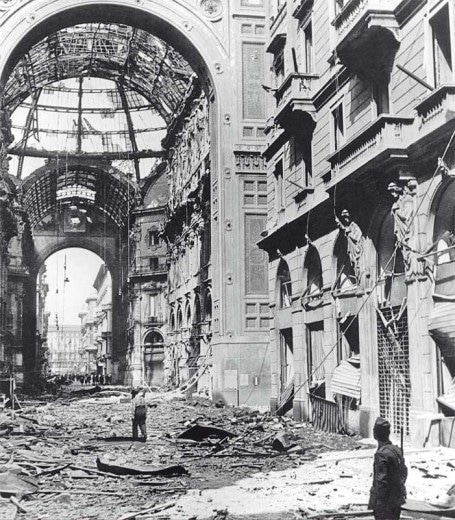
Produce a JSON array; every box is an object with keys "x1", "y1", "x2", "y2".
[
  {"x1": 2, "y1": 22, "x2": 200, "y2": 227},
  {"x1": 22, "y1": 162, "x2": 138, "y2": 228}
]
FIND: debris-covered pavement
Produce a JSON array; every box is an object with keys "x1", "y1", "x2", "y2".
[{"x1": 0, "y1": 387, "x2": 453, "y2": 519}]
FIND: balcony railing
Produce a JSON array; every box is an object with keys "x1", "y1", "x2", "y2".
[
  {"x1": 333, "y1": 0, "x2": 397, "y2": 35},
  {"x1": 332, "y1": 0, "x2": 399, "y2": 78},
  {"x1": 275, "y1": 73, "x2": 318, "y2": 117},
  {"x1": 327, "y1": 114, "x2": 414, "y2": 186},
  {"x1": 415, "y1": 85, "x2": 455, "y2": 142},
  {"x1": 145, "y1": 315, "x2": 164, "y2": 327}
]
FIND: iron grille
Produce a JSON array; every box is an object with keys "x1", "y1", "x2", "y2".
[{"x1": 377, "y1": 306, "x2": 410, "y2": 435}]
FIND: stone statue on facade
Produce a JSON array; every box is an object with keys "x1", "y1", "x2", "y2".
[
  {"x1": 335, "y1": 209, "x2": 364, "y2": 285},
  {"x1": 388, "y1": 180, "x2": 423, "y2": 278}
]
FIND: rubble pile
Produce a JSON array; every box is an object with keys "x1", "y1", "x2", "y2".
[
  {"x1": 0, "y1": 387, "x2": 363, "y2": 519},
  {"x1": 1, "y1": 388, "x2": 453, "y2": 520}
]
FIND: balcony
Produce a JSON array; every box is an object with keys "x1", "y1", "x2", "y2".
[
  {"x1": 327, "y1": 114, "x2": 414, "y2": 188},
  {"x1": 332, "y1": 0, "x2": 399, "y2": 79},
  {"x1": 145, "y1": 315, "x2": 164, "y2": 327},
  {"x1": 414, "y1": 85, "x2": 455, "y2": 148},
  {"x1": 274, "y1": 73, "x2": 318, "y2": 130}
]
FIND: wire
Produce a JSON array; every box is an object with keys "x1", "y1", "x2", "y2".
[{"x1": 272, "y1": 126, "x2": 455, "y2": 417}]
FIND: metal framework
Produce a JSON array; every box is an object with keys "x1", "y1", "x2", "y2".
[
  {"x1": 3, "y1": 23, "x2": 194, "y2": 121},
  {"x1": 22, "y1": 164, "x2": 137, "y2": 228}
]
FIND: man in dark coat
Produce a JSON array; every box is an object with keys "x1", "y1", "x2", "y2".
[
  {"x1": 369, "y1": 417, "x2": 407, "y2": 520},
  {"x1": 131, "y1": 388, "x2": 147, "y2": 441}
]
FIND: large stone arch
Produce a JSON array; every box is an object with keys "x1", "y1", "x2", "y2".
[{"x1": 0, "y1": 0, "x2": 238, "y2": 343}]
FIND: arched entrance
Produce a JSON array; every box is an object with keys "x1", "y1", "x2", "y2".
[
  {"x1": 0, "y1": 0, "x2": 271, "y2": 404},
  {"x1": 143, "y1": 329, "x2": 164, "y2": 386}
]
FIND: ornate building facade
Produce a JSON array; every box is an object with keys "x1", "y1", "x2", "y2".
[
  {"x1": 258, "y1": 0, "x2": 455, "y2": 447},
  {"x1": 1, "y1": 0, "x2": 454, "y2": 447}
]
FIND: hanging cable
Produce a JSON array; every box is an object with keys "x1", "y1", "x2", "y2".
[{"x1": 272, "y1": 126, "x2": 455, "y2": 417}]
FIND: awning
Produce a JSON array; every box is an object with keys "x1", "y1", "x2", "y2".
[
  {"x1": 331, "y1": 357, "x2": 361, "y2": 399},
  {"x1": 437, "y1": 383, "x2": 455, "y2": 415}
]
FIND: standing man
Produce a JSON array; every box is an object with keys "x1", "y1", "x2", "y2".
[
  {"x1": 369, "y1": 417, "x2": 407, "y2": 520},
  {"x1": 131, "y1": 388, "x2": 147, "y2": 441}
]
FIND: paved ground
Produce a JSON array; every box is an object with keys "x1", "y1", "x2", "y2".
[{"x1": 0, "y1": 388, "x2": 453, "y2": 519}]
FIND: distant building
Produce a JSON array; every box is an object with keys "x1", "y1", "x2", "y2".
[
  {"x1": 47, "y1": 325, "x2": 82, "y2": 375},
  {"x1": 79, "y1": 265, "x2": 113, "y2": 377}
]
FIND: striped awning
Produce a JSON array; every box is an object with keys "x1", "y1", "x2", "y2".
[{"x1": 331, "y1": 359, "x2": 361, "y2": 399}]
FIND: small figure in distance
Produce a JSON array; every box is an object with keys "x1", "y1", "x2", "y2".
[
  {"x1": 131, "y1": 388, "x2": 147, "y2": 442},
  {"x1": 368, "y1": 417, "x2": 408, "y2": 520}
]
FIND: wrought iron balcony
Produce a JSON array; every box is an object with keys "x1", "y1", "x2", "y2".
[
  {"x1": 327, "y1": 114, "x2": 414, "y2": 187},
  {"x1": 332, "y1": 0, "x2": 399, "y2": 79}
]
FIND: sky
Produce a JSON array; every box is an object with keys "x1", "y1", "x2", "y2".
[{"x1": 43, "y1": 248, "x2": 104, "y2": 326}]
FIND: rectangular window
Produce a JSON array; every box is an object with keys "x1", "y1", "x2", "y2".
[
  {"x1": 373, "y1": 79, "x2": 390, "y2": 116},
  {"x1": 280, "y1": 328, "x2": 294, "y2": 392},
  {"x1": 291, "y1": 137, "x2": 312, "y2": 187},
  {"x1": 332, "y1": 103, "x2": 345, "y2": 150},
  {"x1": 148, "y1": 229, "x2": 160, "y2": 247},
  {"x1": 273, "y1": 49, "x2": 285, "y2": 88},
  {"x1": 149, "y1": 257, "x2": 159, "y2": 270},
  {"x1": 307, "y1": 322, "x2": 325, "y2": 393},
  {"x1": 431, "y1": 5, "x2": 453, "y2": 86},
  {"x1": 274, "y1": 159, "x2": 285, "y2": 212},
  {"x1": 300, "y1": 16, "x2": 313, "y2": 73}
]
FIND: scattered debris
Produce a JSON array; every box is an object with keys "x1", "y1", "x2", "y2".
[
  {"x1": 96, "y1": 458, "x2": 188, "y2": 477},
  {"x1": 177, "y1": 424, "x2": 235, "y2": 442}
]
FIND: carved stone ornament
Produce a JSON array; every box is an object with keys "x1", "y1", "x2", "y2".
[
  {"x1": 335, "y1": 209, "x2": 364, "y2": 286},
  {"x1": 200, "y1": 0, "x2": 223, "y2": 20},
  {"x1": 387, "y1": 179, "x2": 424, "y2": 278},
  {"x1": 0, "y1": 0, "x2": 19, "y2": 13}
]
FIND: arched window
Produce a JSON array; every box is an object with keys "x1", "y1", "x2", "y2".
[
  {"x1": 185, "y1": 301, "x2": 192, "y2": 328},
  {"x1": 303, "y1": 245, "x2": 323, "y2": 296},
  {"x1": 194, "y1": 294, "x2": 202, "y2": 324},
  {"x1": 176, "y1": 305, "x2": 183, "y2": 330},
  {"x1": 277, "y1": 260, "x2": 292, "y2": 308},
  {"x1": 144, "y1": 330, "x2": 164, "y2": 348},
  {"x1": 147, "y1": 226, "x2": 161, "y2": 247},
  {"x1": 169, "y1": 310, "x2": 175, "y2": 332},
  {"x1": 204, "y1": 291, "x2": 212, "y2": 322}
]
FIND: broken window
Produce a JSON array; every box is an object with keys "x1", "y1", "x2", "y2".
[
  {"x1": 337, "y1": 316, "x2": 359, "y2": 363},
  {"x1": 307, "y1": 321, "x2": 325, "y2": 398},
  {"x1": 274, "y1": 159, "x2": 285, "y2": 213},
  {"x1": 332, "y1": 103, "x2": 344, "y2": 150},
  {"x1": 273, "y1": 48, "x2": 285, "y2": 88},
  {"x1": 303, "y1": 245, "x2": 323, "y2": 297},
  {"x1": 277, "y1": 260, "x2": 292, "y2": 308},
  {"x1": 280, "y1": 328, "x2": 294, "y2": 392}
]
